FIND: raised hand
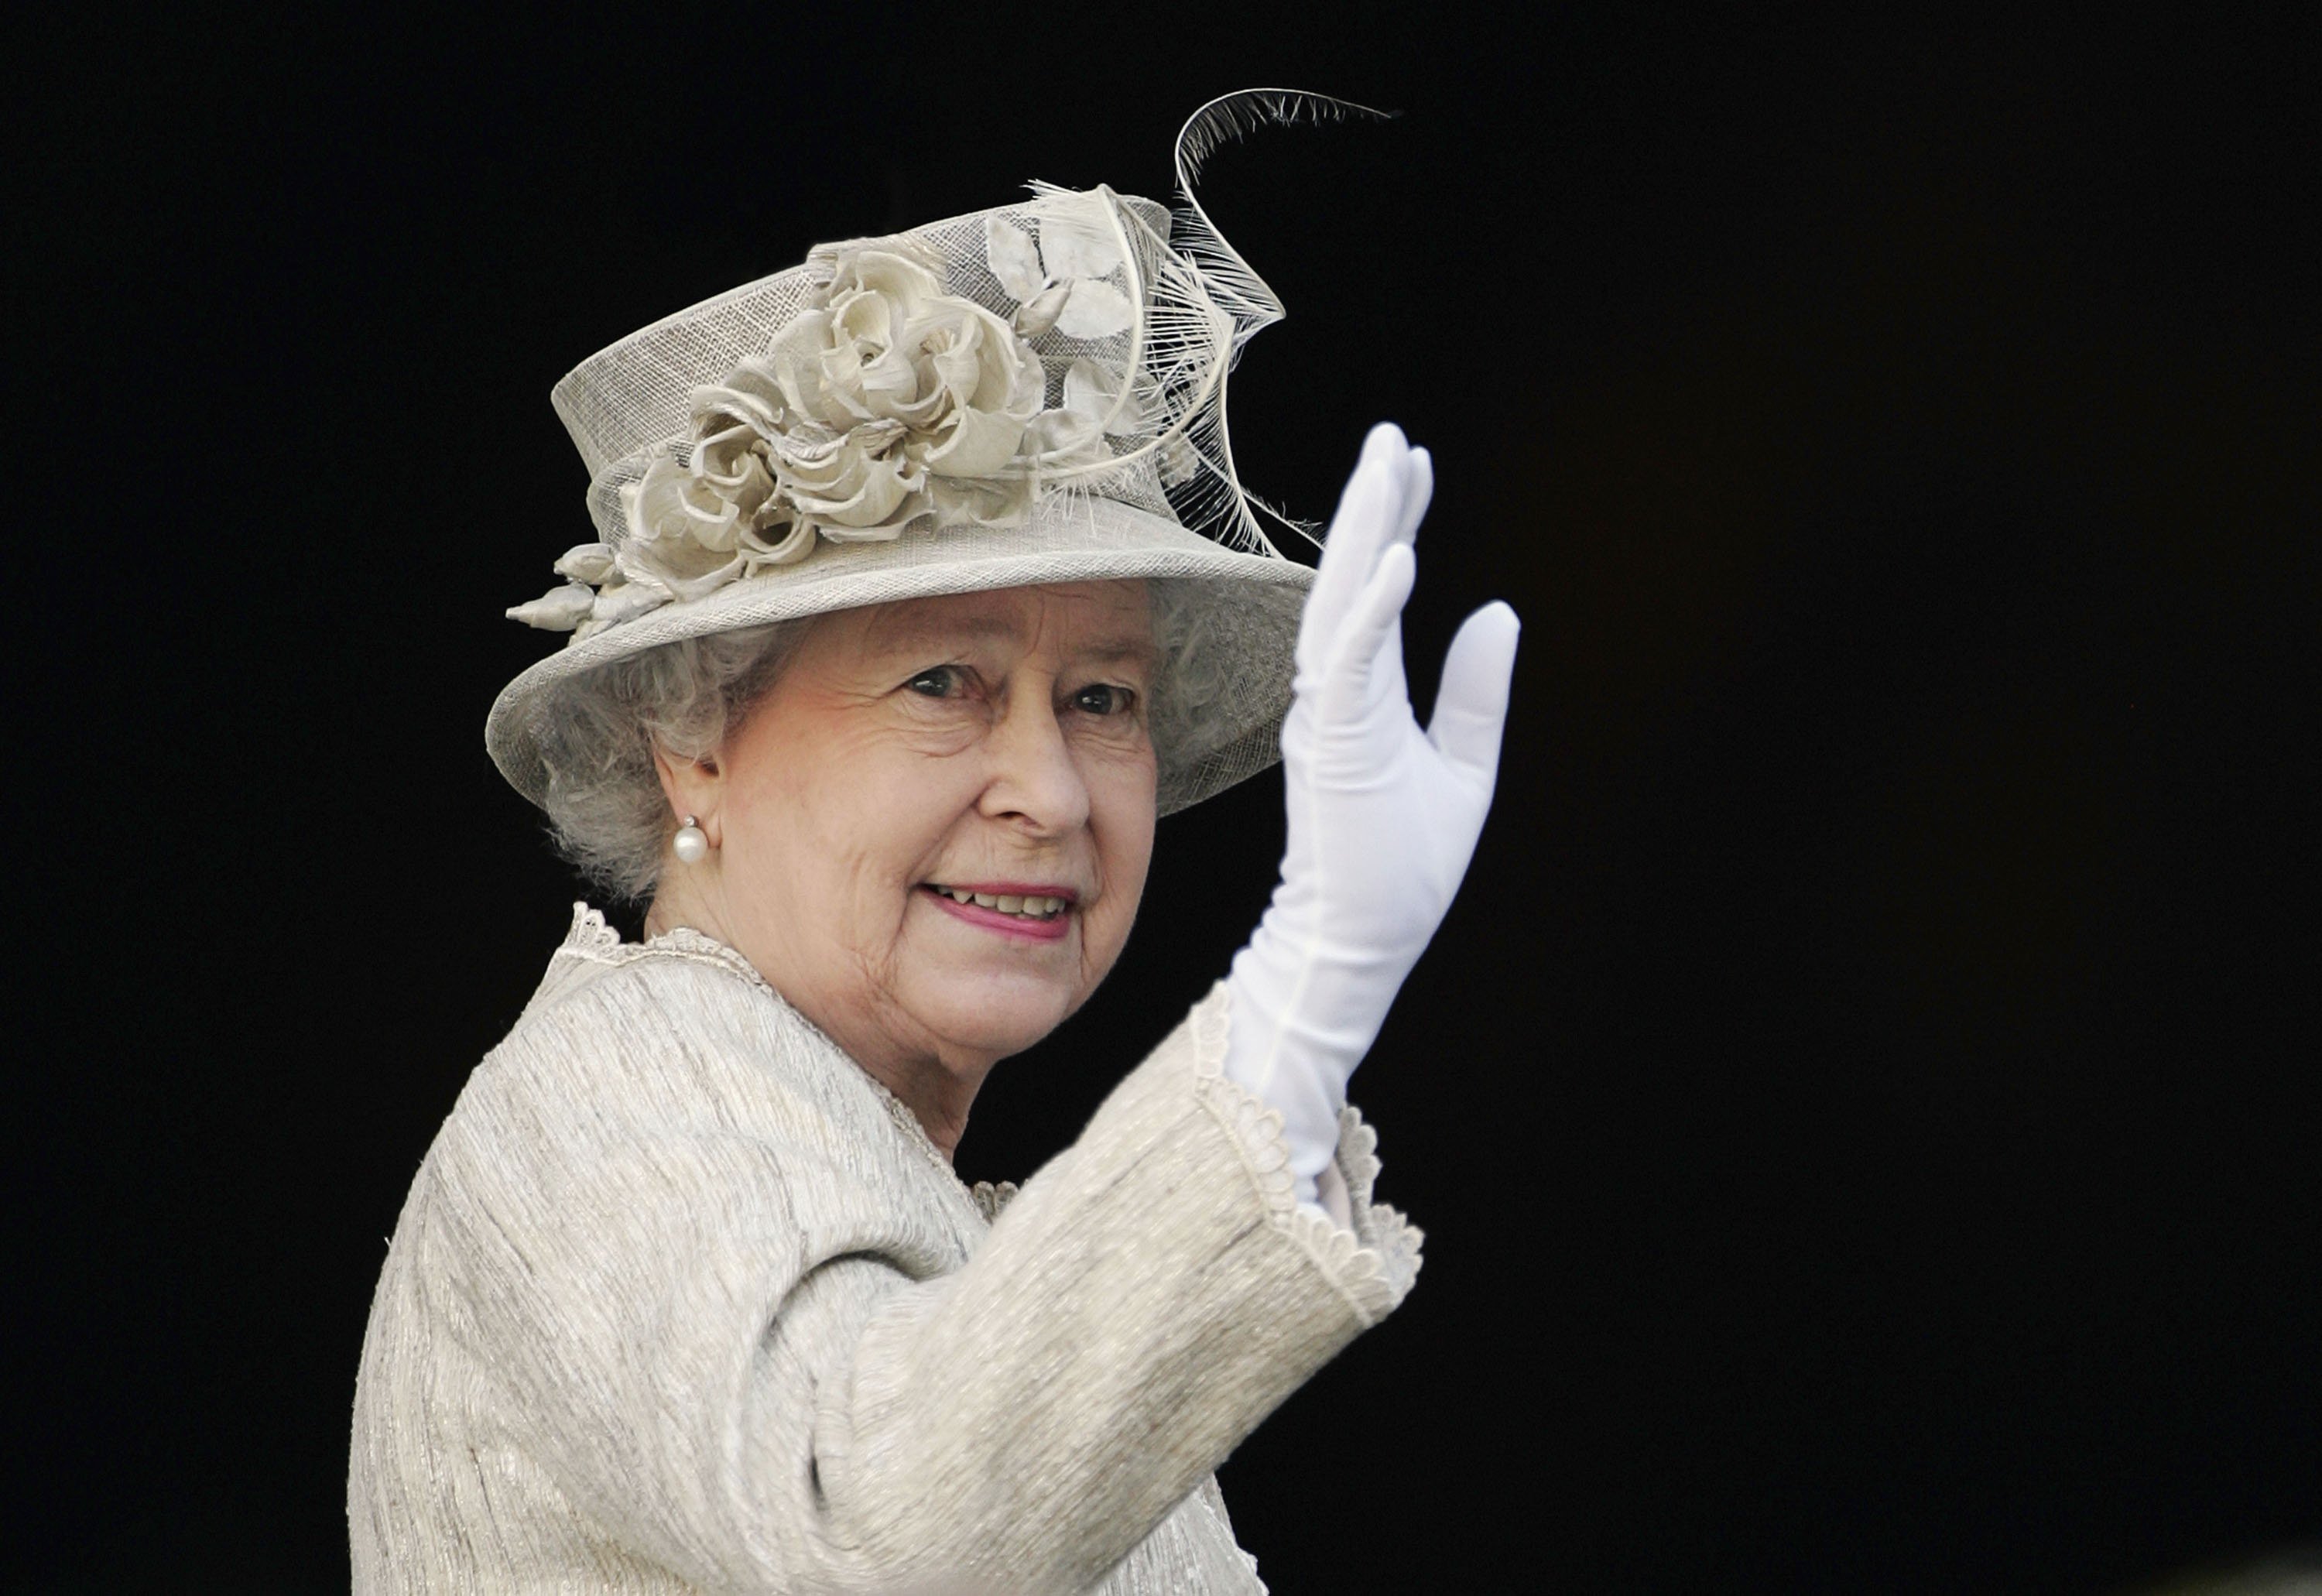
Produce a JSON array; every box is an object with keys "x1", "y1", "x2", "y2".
[{"x1": 1223, "y1": 423, "x2": 1521, "y2": 1204}]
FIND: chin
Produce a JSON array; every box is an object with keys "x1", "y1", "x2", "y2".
[{"x1": 913, "y1": 971, "x2": 1084, "y2": 1060}]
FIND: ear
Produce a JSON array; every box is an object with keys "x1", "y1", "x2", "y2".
[{"x1": 651, "y1": 742, "x2": 727, "y2": 847}]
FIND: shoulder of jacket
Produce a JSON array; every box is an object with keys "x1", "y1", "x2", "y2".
[
  {"x1": 444, "y1": 908, "x2": 951, "y2": 1187},
  {"x1": 512, "y1": 940, "x2": 721, "y2": 1026},
  {"x1": 450, "y1": 930, "x2": 810, "y2": 1126},
  {"x1": 439, "y1": 950, "x2": 862, "y2": 1180}
]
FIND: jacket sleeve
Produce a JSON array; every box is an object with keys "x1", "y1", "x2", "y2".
[{"x1": 430, "y1": 978, "x2": 1420, "y2": 1595}]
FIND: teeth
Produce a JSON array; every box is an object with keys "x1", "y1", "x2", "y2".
[{"x1": 933, "y1": 887, "x2": 1067, "y2": 917}]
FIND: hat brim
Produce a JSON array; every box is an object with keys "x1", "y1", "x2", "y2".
[{"x1": 486, "y1": 495, "x2": 1314, "y2": 817}]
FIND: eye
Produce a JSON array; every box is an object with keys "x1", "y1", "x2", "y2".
[
  {"x1": 906, "y1": 666, "x2": 963, "y2": 698},
  {"x1": 1070, "y1": 683, "x2": 1135, "y2": 716}
]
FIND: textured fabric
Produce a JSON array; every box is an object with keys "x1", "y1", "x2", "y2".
[{"x1": 349, "y1": 906, "x2": 1421, "y2": 1594}]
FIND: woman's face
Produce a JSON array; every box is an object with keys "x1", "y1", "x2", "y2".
[{"x1": 673, "y1": 580, "x2": 1159, "y2": 1091}]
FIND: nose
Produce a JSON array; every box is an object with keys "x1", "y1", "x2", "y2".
[{"x1": 978, "y1": 687, "x2": 1091, "y2": 835}]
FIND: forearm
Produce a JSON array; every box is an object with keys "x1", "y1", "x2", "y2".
[{"x1": 825, "y1": 985, "x2": 1419, "y2": 1591}]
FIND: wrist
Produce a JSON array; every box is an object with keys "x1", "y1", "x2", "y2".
[{"x1": 1223, "y1": 923, "x2": 1412, "y2": 1170}]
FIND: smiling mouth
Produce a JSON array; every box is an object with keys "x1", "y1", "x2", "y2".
[{"x1": 921, "y1": 884, "x2": 1073, "y2": 922}]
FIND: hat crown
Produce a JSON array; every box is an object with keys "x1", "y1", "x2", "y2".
[{"x1": 551, "y1": 195, "x2": 1175, "y2": 482}]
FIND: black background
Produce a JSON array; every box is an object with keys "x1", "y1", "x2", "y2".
[{"x1": 9, "y1": 3, "x2": 2316, "y2": 1591}]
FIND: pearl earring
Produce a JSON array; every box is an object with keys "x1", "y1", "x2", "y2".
[{"x1": 673, "y1": 815, "x2": 710, "y2": 864}]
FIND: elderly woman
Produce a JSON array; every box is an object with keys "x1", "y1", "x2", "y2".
[{"x1": 349, "y1": 96, "x2": 1519, "y2": 1594}]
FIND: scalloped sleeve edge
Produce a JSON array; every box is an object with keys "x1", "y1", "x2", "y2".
[{"x1": 1183, "y1": 982, "x2": 1425, "y2": 1329}]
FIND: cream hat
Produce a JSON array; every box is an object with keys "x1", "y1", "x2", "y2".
[{"x1": 486, "y1": 91, "x2": 1371, "y2": 816}]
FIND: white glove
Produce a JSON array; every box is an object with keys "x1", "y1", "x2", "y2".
[{"x1": 1223, "y1": 423, "x2": 1521, "y2": 1211}]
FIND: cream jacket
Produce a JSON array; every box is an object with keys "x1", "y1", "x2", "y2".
[{"x1": 348, "y1": 908, "x2": 1421, "y2": 1594}]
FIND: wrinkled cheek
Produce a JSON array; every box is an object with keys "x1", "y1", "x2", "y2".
[
  {"x1": 1077, "y1": 896, "x2": 1140, "y2": 992},
  {"x1": 1096, "y1": 765, "x2": 1159, "y2": 926},
  {"x1": 846, "y1": 925, "x2": 905, "y2": 998},
  {"x1": 838, "y1": 845, "x2": 922, "y2": 942}
]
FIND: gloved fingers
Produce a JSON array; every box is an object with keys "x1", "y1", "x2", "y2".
[
  {"x1": 1426, "y1": 600, "x2": 1521, "y2": 784},
  {"x1": 1391, "y1": 445, "x2": 1433, "y2": 550},
  {"x1": 1321, "y1": 541, "x2": 1416, "y2": 721},
  {"x1": 1300, "y1": 425, "x2": 1415, "y2": 677}
]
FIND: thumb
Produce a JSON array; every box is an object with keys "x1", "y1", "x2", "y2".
[{"x1": 1426, "y1": 601, "x2": 1520, "y2": 781}]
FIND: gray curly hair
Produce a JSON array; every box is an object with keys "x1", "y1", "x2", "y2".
[{"x1": 538, "y1": 581, "x2": 1224, "y2": 902}]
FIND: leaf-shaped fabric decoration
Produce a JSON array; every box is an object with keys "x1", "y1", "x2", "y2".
[
  {"x1": 1012, "y1": 282, "x2": 1071, "y2": 338},
  {"x1": 506, "y1": 582, "x2": 597, "y2": 631},
  {"x1": 592, "y1": 576, "x2": 673, "y2": 626},
  {"x1": 1064, "y1": 358, "x2": 1152, "y2": 437},
  {"x1": 983, "y1": 215, "x2": 1046, "y2": 303},
  {"x1": 1054, "y1": 279, "x2": 1135, "y2": 340},
  {"x1": 1022, "y1": 408, "x2": 1108, "y2": 467},
  {"x1": 551, "y1": 543, "x2": 616, "y2": 584},
  {"x1": 1039, "y1": 207, "x2": 1122, "y2": 281},
  {"x1": 613, "y1": 525, "x2": 744, "y2": 601},
  {"x1": 1062, "y1": 358, "x2": 1117, "y2": 423}
]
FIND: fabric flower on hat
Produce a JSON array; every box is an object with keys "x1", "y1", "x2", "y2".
[
  {"x1": 512, "y1": 216, "x2": 1146, "y2": 637},
  {"x1": 645, "y1": 248, "x2": 1043, "y2": 541},
  {"x1": 756, "y1": 248, "x2": 1048, "y2": 533},
  {"x1": 616, "y1": 416, "x2": 813, "y2": 603}
]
